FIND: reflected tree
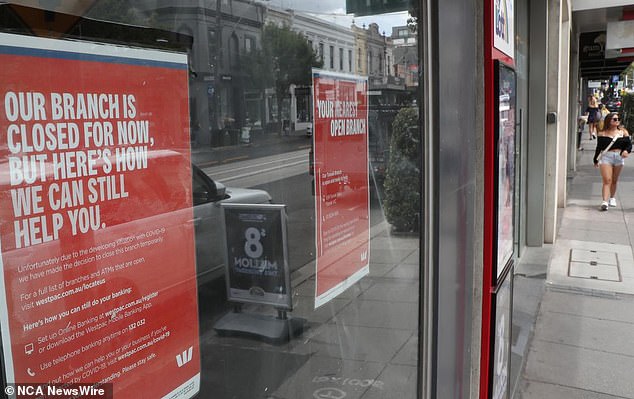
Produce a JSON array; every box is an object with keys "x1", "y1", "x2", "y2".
[
  {"x1": 86, "y1": 1, "x2": 145, "y2": 24},
  {"x1": 85, "y1": 0, "x2": 161, "y2": 28},
  {"x1": 243, "y1": 23, "x2": 322, "y2": 133},
  {"x1": 407, "y1": 0, "x2": 419, "y2": 33},
  {"x1": 383, "y1": 107, "x2": 420, "y2": 232}
]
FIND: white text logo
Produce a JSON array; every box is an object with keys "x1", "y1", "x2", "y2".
[{"x1": 176, "y1": 346, "x2": 193, "y2": 367}]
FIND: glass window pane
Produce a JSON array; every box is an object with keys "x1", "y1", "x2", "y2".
[{"x1": 0, "y1": 2, "x2": 421, "y2": 398}]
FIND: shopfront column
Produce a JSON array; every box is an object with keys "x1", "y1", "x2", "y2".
[{"x1": 526, "y1": 0, "x2": 548, "y2": 246}]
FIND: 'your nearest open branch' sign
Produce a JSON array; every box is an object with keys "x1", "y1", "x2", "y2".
[{"x1": 312, "y1": 69, "x2": 370, "y2": 308}]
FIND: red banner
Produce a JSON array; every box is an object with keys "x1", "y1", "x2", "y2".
[
  {"x1": 0, "y1": 33, "x2": 200, "y2": 398},
  {"x1": 312, "y1": 70, "x2": 370, "y2": 307}
]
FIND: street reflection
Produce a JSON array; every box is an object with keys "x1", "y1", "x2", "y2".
[{"x1": 1, "y1": 1, "x2": 420, "y2": 398}]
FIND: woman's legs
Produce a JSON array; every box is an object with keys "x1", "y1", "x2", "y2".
[
  {"x1": 611, "y1": 164, "x2": 624, "y2": 198},
  {"x1": 599, "y1": 163, "x2": 614, "y2": 201}
]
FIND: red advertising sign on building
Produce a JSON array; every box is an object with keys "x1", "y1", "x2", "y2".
[
  {"x1": 0, "y1": 33, "x2": 200, "y2": 398},
  {"x1": 312, "y1": 70, "x2": 370, "y2": 308}
]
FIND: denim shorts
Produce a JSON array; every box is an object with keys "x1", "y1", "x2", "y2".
[{"x1": 599, "y1": 151, "x2": 625, "y2": 166}]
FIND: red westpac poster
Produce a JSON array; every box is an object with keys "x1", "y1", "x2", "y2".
[
  {"x1": 0, "y1": 33, "x2": 200, "y2": 398},
  {"x1": 312, "y1": 69, "x2": 370, "y2": 308}
]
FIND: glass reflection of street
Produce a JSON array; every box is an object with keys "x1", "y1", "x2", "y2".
[{"x1": 193, "y1": 134, "x2": 416, "y2": 399}]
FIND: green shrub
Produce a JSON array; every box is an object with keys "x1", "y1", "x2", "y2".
[{"x1": 383, "y1": 107, "x2": 420, "y2": 232}]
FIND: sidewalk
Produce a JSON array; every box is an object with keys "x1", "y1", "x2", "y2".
[{"x1": 517, "y1": 133, "x2": 634, "y2": 398}]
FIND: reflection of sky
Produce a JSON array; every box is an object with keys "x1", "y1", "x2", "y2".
[{"x1": 256, "y1": 0, "x2": 410, "y2": 33}]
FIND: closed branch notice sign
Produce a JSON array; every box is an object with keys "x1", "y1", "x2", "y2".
[{"x1": 0, "y1": 33, "x2": 200, "y2": 398}]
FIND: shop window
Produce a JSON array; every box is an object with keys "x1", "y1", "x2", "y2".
[{"x1": 0, "y1": 4, "x2": 422, "y2": 399}]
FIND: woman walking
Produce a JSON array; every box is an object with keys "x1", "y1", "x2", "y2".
[
  {"x1": 593, "y1": 112, "x2": 632, "y2": 211},
  {"x1": 585, "y1": 95, "x2": 600, "y2": 139},
  {"x1": 598, "y1": 103, "x2": 609, "y2": 131}
]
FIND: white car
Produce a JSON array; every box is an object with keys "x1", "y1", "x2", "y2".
[{"x1": 192, "y1": 164, "x2": 272, "y2": 286}]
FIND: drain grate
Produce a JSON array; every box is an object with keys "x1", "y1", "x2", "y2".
[{"x1": 568, "y1": 249, "x2": 621, "y2": 282}]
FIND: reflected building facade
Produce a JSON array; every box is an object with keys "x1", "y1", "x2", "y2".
[{"x1": 138, "y1": 0, "x2": 265, "y2": 146}]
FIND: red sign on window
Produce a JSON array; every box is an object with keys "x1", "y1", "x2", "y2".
[
  {"x1": 312, "y1": 70, "x2": 370, "y2": 308},
  {"x1": 0, "y1": 33, "x2": 200, "y2": 398}
]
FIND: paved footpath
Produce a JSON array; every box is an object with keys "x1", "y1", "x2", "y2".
[{"x1": 518, "y1": 133, "x2": 634, "y2": 399}]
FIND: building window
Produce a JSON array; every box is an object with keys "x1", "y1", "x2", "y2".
[
  {"x1": 348, "y1": 49, "x2": 352, "y2": 72},
  {"x1": 369, "y1": 50, "x2": 373, "y2": 73},
  {"x1": 229, "y1": 33, "x2": 239, "y2": 68},
  {"x1": 244, "y1": 36, "x2": 255, "y2": 53},
  {"x1": 319, "y1": 42, "x2": 324, "y2": 62},
  {"x1": 339, "y1": 48, "x2": 344, "y2": 70},
  {"x1": 208, "y1": 29, "x2": 218, "y2": 70},
  {"x1": 329, "y1": 45, "x2": 334, "y2": 69},
  {"x1": 358, "y1": 48, "x2": 361, "y2": 68}
]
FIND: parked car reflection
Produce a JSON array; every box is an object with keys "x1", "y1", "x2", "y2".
[
  {"x1": 191, "y1": 163, "x2": 272, "y2": 286},
  {"x1": 605, "y1": 97, "x2": 622, "y2": 112}
]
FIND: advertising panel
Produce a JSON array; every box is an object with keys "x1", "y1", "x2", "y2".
[
  {"x1": 312, "y1": 69, "x2": 369, "y2": 308},
  {"x1": 579, "y1": 31, "x2": 606, "y2": 62},
  {"x1": 222, "y1": 204, "x2": 291, "y2": 309},
  {"x1": 588, "y1": 80, "x2": 602, "y2": 89},
  {"x1": 493, "y1": 0, "x2": 515, "y2": 59},
  {"x1": 0, "y1": 33, "x2": 200, "y2": 398},
  {"x1": 490, "y1": 267, "x2": 513, "y2": 399},
  {"x1": 494, "y1": 61, "x2": 516, "y2": 283}
]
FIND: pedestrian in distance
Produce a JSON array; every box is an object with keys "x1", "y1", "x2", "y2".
[
  {"x1": 593, "y1": 112, "x2": 632, "y2": 211},
  {"x1": 585, "y1": 95, "x2": 600, "y2": 140},
  {"x1": 577, "y1": 114, "x2": 587, "y2": 151},
  {"x1": 597, "y1": 103, "x2": 609, "y2": 131}
]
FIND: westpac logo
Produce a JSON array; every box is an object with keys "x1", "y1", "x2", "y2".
[
  {"x1": 176, "y1": 346, "x2": 193, "y2": 367},
  {"x1": 360, "y1": 250, "x2": 368, "y2": 262}
]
